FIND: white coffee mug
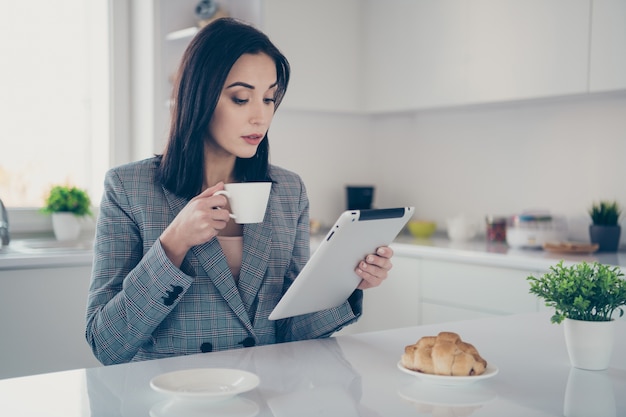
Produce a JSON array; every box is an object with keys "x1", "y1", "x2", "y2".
[{"x1": 214, "y1": 182, "x2": 272, "y2": 224}]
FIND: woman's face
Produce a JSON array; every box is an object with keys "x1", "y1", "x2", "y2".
[{"x1": 208, "y1": 53, "x2": 278, "y2": 159}]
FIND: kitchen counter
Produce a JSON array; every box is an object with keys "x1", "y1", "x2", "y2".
[
  {"x1": 311, "y1": 230, "x2": 626, "y2": 271},
  {"x1": 390, "y1": 233, "x2": 626, "y2": 270},
  {"x1": 1, "y1": 312, "x2": 624, "y2": 416},
  {"x1": 0, "y1": 238, "x2": 93, "y2": 270},
  {"x1": 3, "y1": 231, "x2": 625, "y2": 271}
]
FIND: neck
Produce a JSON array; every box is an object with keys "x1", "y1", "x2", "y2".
[{"x1": 204, "y1": 143, "x2": 237, "y2": 188}]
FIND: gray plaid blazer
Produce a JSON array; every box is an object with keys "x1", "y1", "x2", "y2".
[{"x1": 86, "y1": 157, "x2": 361, "y2": 365}]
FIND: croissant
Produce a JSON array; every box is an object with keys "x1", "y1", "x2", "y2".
[{"x1": 401, "y1": 331, "x2": 487, "y2": 376}]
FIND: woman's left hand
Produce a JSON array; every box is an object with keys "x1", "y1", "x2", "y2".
[{"x1": 355, "y1": 246, "x2": 394, "y2": 290}]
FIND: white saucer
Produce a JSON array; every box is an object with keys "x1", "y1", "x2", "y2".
[
  {"x1": 397, "y1": 361, "x2": 499, "y2": 386},
  {"x1": 150, "y1": 368, "x2": 260, "y2": 401}
]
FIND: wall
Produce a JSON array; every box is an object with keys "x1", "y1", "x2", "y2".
[
  {"x1": 269, "y1": 92, "x2": 626, "y2": 243},
  {"x1": 269, "y1": 111, "x2": 378, "y2": 224}
]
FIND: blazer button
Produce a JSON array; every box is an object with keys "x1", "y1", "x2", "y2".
[
  {"x1": 200, "y1": 342, "x2": 213, "y2": 353},
  {"x1": 162, "y1": 285, "x2": 183, "y2": 306},
  {"x1": 239, "y1": 337, "x2": 255, "y2": 348}
]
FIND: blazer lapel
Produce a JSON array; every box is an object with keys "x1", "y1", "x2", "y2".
[
  {"x1": 238, "y1": 214, "x2": 273, "y2": 313},
  {"x1": 163, "y1": 186, "x2": 254, "y2": 331},
  {"x1": 191, "y1": 240, "x2": 253, "y2": 332}
]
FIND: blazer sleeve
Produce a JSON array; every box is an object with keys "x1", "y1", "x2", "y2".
[
  {"x1": 85, "y1": 168, "x2": 194, "y2": 365},
  {"x1": 274, "y1": 175, "x2": 363, "y2": 342}
]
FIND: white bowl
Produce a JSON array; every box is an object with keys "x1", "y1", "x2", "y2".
[{"x1": 446, "y1": 217, "x2": 478, "y2": 242}]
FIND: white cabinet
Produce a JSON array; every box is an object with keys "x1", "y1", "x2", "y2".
[
  {"x1": 0, "y1": 265, "x2": 101, "y2": 379},
  {"x1": 142, "y1": 0, "x2": 624, "y2": 128},
  {"x1": 364, "y1": 0, "x2": 590, "y2": 112},
  {"x1": 261, "y1": 0, "x2": 362, "y2": 112},
  {"x1": 363, "y1": 0, "x2": 469, "y2": 112},
  {"x1": 589, "y1": 0, "x2": 626, "y2": 92},
  {"x1": 336, "y1": 254, "x2": 549, "y2": 334},
  {"x1": 466, "y1": 0, "x2": 589, "y2": 103},
  {"x1": 336, "y1": 256, "x2": 421, "y2": 335},
  {"x1": 419, "y1": 259, "x2": 543, "y2": 325}
]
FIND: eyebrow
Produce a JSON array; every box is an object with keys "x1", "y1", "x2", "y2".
[{"x1": 226, "y1": 81, "x2": 278, "y2": 90}]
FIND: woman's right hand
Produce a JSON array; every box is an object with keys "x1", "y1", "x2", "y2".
[{"x1": 159, "y1": 182, "x2": 231, "y2": 266}]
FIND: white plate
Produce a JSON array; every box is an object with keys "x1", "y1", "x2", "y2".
[
  {"x1": 150, "y1": 368, "x2": 260, "y2": 401},
  {"x1": 397, "y1": 361, "x2": 498, "y2": 386}
]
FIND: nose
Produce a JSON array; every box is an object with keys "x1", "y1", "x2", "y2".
[{"x1": 249, "y1": 100, "x2": 273, "y2": 126}]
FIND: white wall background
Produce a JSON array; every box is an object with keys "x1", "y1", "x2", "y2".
[{"x1": 269, "y1": 91, "x2": 626, "y2": 243}]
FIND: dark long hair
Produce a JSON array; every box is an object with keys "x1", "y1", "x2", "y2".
[{"x1": 158, "y1": 18, "x2": 290, "y2": 199}]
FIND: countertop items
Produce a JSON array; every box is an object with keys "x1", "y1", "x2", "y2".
[
  {"x1": 389, "y1": 233, "x2": 626, "y2": 271},
  {"x1": 1, "y1": 312, "x2": 624, "y2": 416},
  {"x1": 505, "y1": 214, "x2": 568, "y2": 249},
  {"x1": 407, "y1": 220, "x2": 437, "y2": 239}
]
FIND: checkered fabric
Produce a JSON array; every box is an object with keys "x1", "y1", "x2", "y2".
[{"x1": 85, "y1": 157, "x2": 361, "y2": 365}]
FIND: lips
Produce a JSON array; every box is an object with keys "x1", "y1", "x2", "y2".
[{"x1": 242, "y1": 134, "x2": 263, "y2": 146}]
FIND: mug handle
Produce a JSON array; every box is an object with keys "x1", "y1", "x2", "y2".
[{"x1": 213, "y1": 190, "x2": 236, "y2": 219}]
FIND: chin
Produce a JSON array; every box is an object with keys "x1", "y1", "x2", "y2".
[{"x1": 238, "y1": 147, "x2": 260, "y2": 159}]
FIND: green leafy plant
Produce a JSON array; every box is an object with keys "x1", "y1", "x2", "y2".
[
  {"x1": 41, "y1": 185, "x2": 92, "y2": 217},
  {"x1": 589, "y1": 200, "x2": 621, "y2": 226},
  {"x1": 527, "y1": 261, "x2": 626, "y2": 324}
]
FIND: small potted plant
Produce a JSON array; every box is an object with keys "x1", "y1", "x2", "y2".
[
  {"x1": 41, "y1": 185, "x2": 92, "y2": 241},
  {"x1": 588, "y1": 200, "x2": 621, "y2": 252},
  {"x1": 527, "y1": 261, "x2": 626, "y2": 370}
]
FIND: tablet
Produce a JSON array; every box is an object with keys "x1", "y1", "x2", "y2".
[{"x1": 268, "y1": 207, "x2": 414, "y2": 320}]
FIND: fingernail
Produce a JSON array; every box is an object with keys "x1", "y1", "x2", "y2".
[
  {"x1": 361, "y1": 262, "x2": 367, "y2": 269},
  {"x1": 377, "y1": 247, "x2": 385, "y2": 255},
  {"x1": 367, "y1": 255, "x2": 374, "y2": 263}
]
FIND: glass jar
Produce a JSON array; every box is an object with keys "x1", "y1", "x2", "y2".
[{"x1": 485, "y1": 216, "x2": 507, "y2": 242}]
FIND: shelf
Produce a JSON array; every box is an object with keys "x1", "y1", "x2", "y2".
[{"x1": 165, "y1": 26, "x2": 198, "y2": 41}]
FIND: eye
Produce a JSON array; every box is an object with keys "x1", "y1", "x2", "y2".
[
  {"x1": 264, "y1": 97, "x2": 276, "y2": 104},
  {"x1": 232, "y1": 97, "x2": 248, "y2": 105}
]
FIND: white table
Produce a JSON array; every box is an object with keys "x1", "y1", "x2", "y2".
[{"x1": 1, "y1": 312, "x2": 624, "y2": 417}]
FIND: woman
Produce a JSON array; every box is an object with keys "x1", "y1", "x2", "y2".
[{"x1": 86, "y1": 18, "x2": 394, "y2": 365}]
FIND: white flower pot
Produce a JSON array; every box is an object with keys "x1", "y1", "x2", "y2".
[
  {"x1": 52, "y1": 212, "x2": 81, "y2": 241},
  {"x1": 563, "y1": 318, "x2": 615, "y2": 371}
]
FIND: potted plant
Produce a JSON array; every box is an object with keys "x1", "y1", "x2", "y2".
[
  {"x1": 527, "y1": 261, "x2": 626, "y2": 370},
  {"x1": 588, "y1": 200, "x2": 622, "y2": 252},
  {"x1": 41, "y1": 185, "x2": 92, "y2": 241}
]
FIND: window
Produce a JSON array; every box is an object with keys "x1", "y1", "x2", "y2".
[{"x1": 0, "y1": 1, "x2": 110, "y2": 211}]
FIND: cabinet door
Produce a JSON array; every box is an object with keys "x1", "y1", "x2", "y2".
[
  {"x1": 466, "y1": 0, "x2": 590, "y2": 103},
  {"x1": 363, "y1": 0, "x2": 469, "y2": 112},
  {"x1": 589, "y1": 0, "x2": 626, "y2": 92},
  {"x1": 364, "y1": 0, "x2": 590, "y2": 112},
  {"x1": 0, "y1": 266, "x2": 101, "y2": 378},
  {"x1": 262, "y1": 0, "x2": 361, "y2": 112},
  {"x1": 419, "y1": 260, "x2": 541, "y2": 325},
  {"x1": 336, "y1": 256, "x2": 421, "y2": 335}
]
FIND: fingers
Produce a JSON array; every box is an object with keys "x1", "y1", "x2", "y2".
[
  {"x1": 195, "y1": 182, "x2": 225, "y2": 199},
  {"x1": 356, "y1": 246, "x2": 394, "y2": 290},
  {"x1": 194, "y1": 182, "x2": 229, "y2": 212}
]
